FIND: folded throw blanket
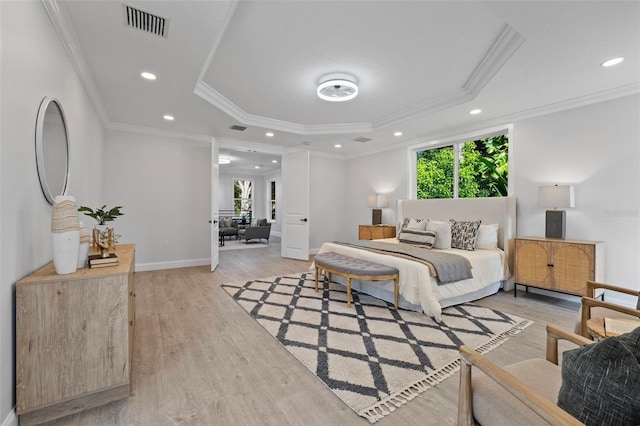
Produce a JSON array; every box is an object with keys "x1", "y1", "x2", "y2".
[{"x1": 334, "y1": 241, "x2": 473, "y2": 284}]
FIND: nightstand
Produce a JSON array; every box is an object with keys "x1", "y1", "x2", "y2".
[{"x1": 358, "y1": 224, "x2": 396, "y2": 240}]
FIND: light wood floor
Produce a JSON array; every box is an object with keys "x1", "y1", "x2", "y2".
[{"x1": 48, "y1": 238, "x2": 581, "y2": 425}]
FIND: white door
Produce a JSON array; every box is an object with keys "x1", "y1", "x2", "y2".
[
  {"x1": 210, "y1": 138, "x2": 220, "y2": 271},
  {"x1": 281, "y1": 150, "x2": 309, "y2": 260}
]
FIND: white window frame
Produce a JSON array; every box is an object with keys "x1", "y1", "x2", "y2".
[
  {"x1": 407, "y1": 125, "x2": 513, "y2": 199},
  {"x1": 269, "y1": 179, "x2": 277, "y2": 222},
  {"x1": 233, "y1": 178, "x2": 254, "y2": 218}
]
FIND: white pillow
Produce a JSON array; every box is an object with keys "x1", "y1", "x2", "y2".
[
  {"x1": 475, "y1": 223, "x2": 499, "y2": 250},
  {"x1": 406, "y1": 218, "x2": 427, "y2": 231},
  {"x1": 426, "y1": 220, "x2": 451, "y2": 249}
]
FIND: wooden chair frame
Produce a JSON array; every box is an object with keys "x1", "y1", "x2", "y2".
[
  {"x1": 457, "y1": 324, "x2": 592, "y2": 426},
  {"x1": 580, "y1": 280, "x2": 640, "y2": 338}
]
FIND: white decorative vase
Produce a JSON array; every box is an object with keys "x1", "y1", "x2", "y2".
[
  {"x1": 77, "y1": 221, "x2": 91, "y2": 269},
  {"x1": 51, "y1": 195, "x2": 80, "y2": 275}
]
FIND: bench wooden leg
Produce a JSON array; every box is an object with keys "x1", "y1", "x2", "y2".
[
  {"x1": 394, "y1": 275, "x2": 399, "y2": 310},
  {"x1": 315, "y1": 267, "x2": 319, "y2": 292},
  {"x1": 346, "y1": 276, "x2": 352, "y2": 308}
]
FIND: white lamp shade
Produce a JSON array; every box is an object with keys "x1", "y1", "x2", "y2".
[
  {"x1": 367, "y1": 194, "x2": 389, "y2": 209},
  {"x1": 538, "y1": 185, "x2": 575, "y2": 209}
]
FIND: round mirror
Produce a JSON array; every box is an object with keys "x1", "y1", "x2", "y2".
[{"x1": 35, "y1": 97, "x2": 69, "y2": 205}]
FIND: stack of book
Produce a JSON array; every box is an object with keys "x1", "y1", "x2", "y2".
[{"x1": 88, "y1": 253, "x2": 118, "y2": 268}]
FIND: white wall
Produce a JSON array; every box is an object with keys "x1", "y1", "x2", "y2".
[
  {"x1": 344, "y1": 94, "x2": 640, "y2": 293},
  {"x1": 344, "y1": 148, "x2": 409, "y2": 239},
  {"x1": 103, "y1": 130, "x2": 211, "y2": 270},
  {"x1": 0, "y1": 2, "x2": 104, "y2": 422}
]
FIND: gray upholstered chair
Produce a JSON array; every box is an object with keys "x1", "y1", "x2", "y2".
[
  {"x1": 238, "y1": 219, "x2": 271, "y2": 244},
  {"x1": 576, "y1": 280, "x2": 640, "y2": 338},
  {"x1": 457, "y1": 324, "x2": 592, "y2": 426}
]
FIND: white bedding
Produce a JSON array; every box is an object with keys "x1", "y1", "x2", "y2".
[{"x1": 312, "y1": 238, "x2": 510, "y2": 322}]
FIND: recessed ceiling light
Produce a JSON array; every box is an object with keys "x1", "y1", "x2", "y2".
[
  {"x1": 334, "y1": 144, "x2": 342, "y2": 148},
  {"x1": 272, "y1": 160, "x2": 278, "y2": 163},
  {"x1": 394, "y1": 131, "x2": 403, "y2": 137},
  {"x1": 141, "y1": 72, "x2": 156, "y2": 80},
  {"x1": 469, "y1": 109, "x2": 482, "y2": 115},
  {"x1": 255, "y1": 166, "x2": 260, "y2": 169},
  {"x1": 601, "y1": 57, "x2": 624, "y2": 67},
  {"x1": 266, "y1": 132, "x2": 274, "y2": 137},
  {"x1": 163, "y1": 115, "x2": 174, "y2": 121},
  {"x1": 218, "y1": 155, "x2": 230, "y2": 164}
]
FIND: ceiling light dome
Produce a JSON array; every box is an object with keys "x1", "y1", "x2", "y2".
[{"x1": 317, "y1": 74, "x2": 358, "y2": 102}]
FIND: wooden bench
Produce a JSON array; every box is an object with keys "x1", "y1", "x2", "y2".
[{"x1": 313, "y1": 251, "x2": 400, "y2": 309}]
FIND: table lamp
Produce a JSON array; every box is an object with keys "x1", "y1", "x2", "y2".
[
  {"x1": 367, "y1": 194, "x2": 388, "y2": 225},
  {"x1": 538, "y1": 185, "x2": 575, "y2": 239}
]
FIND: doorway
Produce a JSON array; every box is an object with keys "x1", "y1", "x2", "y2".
[{"x1": 217, "y1": 148, "x2": 282, "y2": 251}]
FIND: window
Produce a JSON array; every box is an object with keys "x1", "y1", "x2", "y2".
[
  {"x1": 416, "y1": 134, "x2": 508, "y2": 199},
  {"x1": 269, "y1": 180, "x2": 276, "y2": 221},
  {"x1": 233, "y1": 179, "x2": 252, "y2": 218}
]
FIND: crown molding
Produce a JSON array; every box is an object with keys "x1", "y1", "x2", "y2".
[
  {"x1": 42, "y1": 0, "x2": 110, "y2": 125},
  {"x1": 194, "y1": 81, "x2": 372, "y2": 135},
  {"x1": 216, "y1": 137, "x2": 290, "y2": 155},
  {"x1": 106, "y1": 121, "x2": 212, "y2": 144},
  {"x1": 464, "y1": 25, "x2": 526, "y2": 98}
]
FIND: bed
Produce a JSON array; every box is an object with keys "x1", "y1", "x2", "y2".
[{"x1": 312, "y1": 197, "x2": 516, "y2": 322}]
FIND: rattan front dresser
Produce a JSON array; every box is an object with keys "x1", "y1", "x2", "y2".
[{"x1": 514, "y1": 237, "x2": 604, "y2": 296}]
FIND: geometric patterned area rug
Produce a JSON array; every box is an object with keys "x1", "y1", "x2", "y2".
[{"x1": 221, "y1": 272, "x2": 532, "y2": 423}]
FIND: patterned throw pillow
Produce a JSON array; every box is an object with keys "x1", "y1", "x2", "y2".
[
  {"x1": 398, "y1": 218, "x2": 427, "y2": 235},
  {"x1": 558, "y1": 327, "x2": 640, "y2": 426},
  {"x1": 449, "y1": 219, "x2": 481, "y2": 250},
  {"x1": 398, "y1": 229, "x2": 436, "y2": 249}
]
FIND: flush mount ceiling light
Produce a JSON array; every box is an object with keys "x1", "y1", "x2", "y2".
[{"x1": 317, "y1": 74, "x2": 358, "y2": 102}]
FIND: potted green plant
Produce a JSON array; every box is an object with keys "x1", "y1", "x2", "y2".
[{"x1": 78, "y1": 205, "x2": 124, "y2": 225}]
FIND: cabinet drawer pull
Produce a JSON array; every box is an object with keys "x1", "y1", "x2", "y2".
[{"x1": 547, "y1": 264, "x2": 554, "y2": 267}]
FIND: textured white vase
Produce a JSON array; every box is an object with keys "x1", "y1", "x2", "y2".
[
  {"x1": 77, "y1": 221, "x2": 91, "y2": 268},
  {"x1": 51, "y1": 195, "x2": 80, "y2": 275}
]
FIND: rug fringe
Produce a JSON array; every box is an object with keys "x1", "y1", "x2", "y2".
[{"x1": 358, "y1": 318, "x2": 533, "y2": 424}]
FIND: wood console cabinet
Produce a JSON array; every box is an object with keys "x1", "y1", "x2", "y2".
[
  {"x1": 514, "y1": 237, "x2": 604, "y2": 296},
  {"x1": 359, "y1": 225, "x2": 396, "y2": 240},
  {"x1": 16, "y1": 244, "x2": 135, "y2": 425}
]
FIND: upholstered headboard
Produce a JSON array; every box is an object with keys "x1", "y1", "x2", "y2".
[{"x1": 396, "y1": 197, "x2": 517, "y2": 287}]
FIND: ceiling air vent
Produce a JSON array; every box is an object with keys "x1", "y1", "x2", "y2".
[
  {"x1": 124, "y1": 4, "x2": 169, "y2": 38},
  {"x1": 353, "y1": 137, "x2": 373, "y2": 143},
  {"x1": 230, "y1": 125, "x2": 248, "y2": 132}
]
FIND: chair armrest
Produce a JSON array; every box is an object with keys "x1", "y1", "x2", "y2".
[
  {"x1": 580, "y1": 297, "x2": 640, "y2": 337},
  {"x1": 458, "y1": 345, "x2": 584, "y2": 426},
  {"x1": 545, "y1": 324, "x2": 592, "y2": 364},
  {"x1": 586, "y1": 280, "x2": 638, "y2": 298}
]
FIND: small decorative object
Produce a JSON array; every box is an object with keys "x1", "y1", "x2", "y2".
[
  {"x1": 78, "y1": 204, "x2": 124, "y2": 254},
  {"x1": 51, "y1": 195, "x2": 80, "y2": 274},
  {"x1": 77, "y1": 221, "x2": 91, "y2": 268},
  {"x1": 78, "y1": 204, "x2": 124, "y2": 225}
]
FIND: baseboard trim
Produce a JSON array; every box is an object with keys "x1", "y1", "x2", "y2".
[
  {"x1": 2, "y1": 407, "x2": 18, "y2": 426},
  {"x1": 135, "y1": 258, "x2": 210, "y2": 272}
]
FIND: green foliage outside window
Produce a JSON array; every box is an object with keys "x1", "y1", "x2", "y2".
[{"x1": 417, "y1": 134, "x2": 508, "y2": 199}]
